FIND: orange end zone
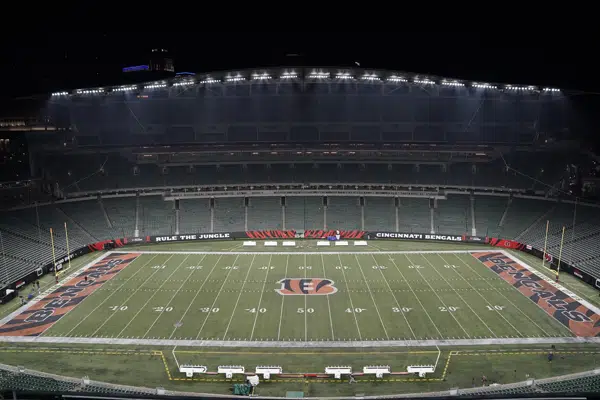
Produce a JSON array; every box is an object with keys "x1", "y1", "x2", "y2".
[
  {"x1": 473, "y1": 251, "x2": 600, "y2": 337},
  {"x1": 0, "y1": 252, "x2": 141, "y2": 337}
]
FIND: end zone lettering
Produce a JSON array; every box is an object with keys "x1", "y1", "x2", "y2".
[
  {"x1": 155, "y1": 233, "x2": 231, "y2": 242},
  {"x1": 24, "y1": 259, "x2": 124, "y2": 324}
]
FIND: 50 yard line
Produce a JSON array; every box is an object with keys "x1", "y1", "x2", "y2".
[{"x1": 276, "y1": 254, "x2": 289, "y2": 340}]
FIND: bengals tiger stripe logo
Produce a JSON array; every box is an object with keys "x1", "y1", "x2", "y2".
[{"x1": 275, "y1": 278, "x2": 337, "y2": 296}]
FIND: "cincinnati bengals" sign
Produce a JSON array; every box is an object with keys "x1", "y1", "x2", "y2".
[{"x1": 275, "y1": 278, "x2": 337, "y2": 296}]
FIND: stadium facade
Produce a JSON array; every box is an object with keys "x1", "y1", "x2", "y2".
[{"x1": 1, "y1": 66, "x2": 598, "y2": 300}]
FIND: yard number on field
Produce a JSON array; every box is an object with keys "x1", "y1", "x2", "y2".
[
  {"x1": 486, "y1": 305, "x2": 505, "y2": 311},
  {"x1": 346, "y1": 308, "x2": 366, "y2": 313},
  {"x1": 335, "y1": 265, "x2": 350, "y2": 270},
  {"x1": 297, "y1": 308, "x2": 314, "y2": 313},
  {"x1": 109, "y1": 306, "x2": 127, "y2": 311},
  {"x1": 299, "y1": 266, "x2": 312, "y2": 270},
  {"x1": 153, "y1": 306, "x2": 173, "y2": 312},
  {"x1": 259, "y1": 266, "x2": 275, "y2": 270},
  {"x1": 188, "y1": 265, "x2": 203, "y2": 270},
  {"x1": 246, "y1": 308, "x2": 267, "y2": 313},
  {"x1": 392, "y1": 307, "x2": 413, "y2": 312},
  {"x1": 439, "y1": 306, "x2": 459, "y2": 312},
  {"x1": 372, "y1": 265, "x2": 386, "y2": 270},
  {"x1": 199, "y1": 307, "x2": 220, "y2": 312},
  {"x1": 407, "y1": 265, "x2": 423, "y2": 269},
  {"x1": 224, "y1": 266, "x2": 239, "y2": 270},
  {"x1": 152, "y1": 265, "x2": 166, "y2": 269},
  {"x1": 444, "y1": 264, "x2": 459, "y2": 269}
]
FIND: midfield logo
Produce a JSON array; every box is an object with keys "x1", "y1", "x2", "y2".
[{"x1": 275, "y1": 278, "x2": 337, "y2": 296}]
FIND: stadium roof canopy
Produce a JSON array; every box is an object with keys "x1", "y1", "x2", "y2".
[{"x1": 51, "y1": 66, "x2": 562, "y2": 98}]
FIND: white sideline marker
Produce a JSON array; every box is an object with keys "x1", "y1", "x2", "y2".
[
  {"x1": 243, "y1": 241, "x2": 256, "y2": 247},
  {"x1": 335, "y1": 241, "x2": 348, "y2": 246},
  {"x1": 282, "y1": 241, "x2": 296, "y2": 247},
  {"x1": 264, "y1": 241, "x2": 278, "y2": 247},
  {"x1": 354, "y1": 240, "x2": 368, "y2": 246},
  {"x1": 317, "y1": 241, "x2": 330, "y2": 246}
]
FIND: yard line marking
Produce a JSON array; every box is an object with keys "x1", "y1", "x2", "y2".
[
  {"x1": 385, "y1": 254, "x2": 443, "y2": 338},
  {"x1": 369, "y1": 254, "x2": 416, "y2": 340},
  {"x1": 89, "y1": 255, "x2": 175, "y2": 337},
  {"x1": 320, "y1": 254, "x2": 335, "y2": 340},
  {"x1": 404, "y1": 254, "x2": 470, "y2": 338},
  {"x1": 353, "y1": 255, "x2": 389, "y2": 340},
  {"x1": 61, "y1": 254, "x2": 156, "y2": 337},
  {"x1": 116, "y1": 255, "x2": 191, "y2": 338},
  {"x1": 276, "y1": 254, "x2": 289, "y2": 341},
  {"x1": 168, "y1": 254, "x2": 228, "y2": 339},
  {"x1": 420, "y1": 254, "x2": 496, "y2": 337},
  {"x1": 437, "y1": 253, "x2": 524, "y2": 338},
  {"x1": 142, "y1": 254, "x2": 208, "y2": 339},
  {"x1": 250, "y1": 255, "x2": 273, "y2": 340},
  {"x1": 195, "y1": 254, "x2": 242, "y2": 340},
  {"x1": 222, "y1": 255, "x2": 257, "y2": 340},
  {"x1": 336, "y1": 254, "x2": 362, "y2": 340},
  {"x1": 304, "y1": 254, "x2": 308, "y2": 341}
]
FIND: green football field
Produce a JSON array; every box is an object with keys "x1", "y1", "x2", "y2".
[{"x1": 43, "y1": 248, "x2": 573, "y2": 341}]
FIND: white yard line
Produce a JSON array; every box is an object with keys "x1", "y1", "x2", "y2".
[
  {"x1": 90, "y1": 255, "x2": 176, "y2": 337},
  {"x1": 276, "y1": 254, "x2": 289, "y2": 341},
  {"x1": 142, "y1": 254, "x2": 207, "y2": 338},
  {"x1": 63, "y1": 254, "x2": 158, "y2": 337},
  {"x1": 437, "y1": 253, "x2": 524, "y2": 337},
  {"x1": 353, "y1": 255, "x2": 389, "y2": 340},
  {"x1": 385, "y1": 255, "x2": 444, "y2": 339},
  {"x1": 454, "y1": 253, "x2": 553, "y2": 337},
  {"x1": 419, "y1": 254, "x2": 496, "y2": 337},
  {"x1": 404, "y1": 254, "x2": 471, "y2": 338},
  {"x1": 336, "y1": 254, "x2": 362, "y2": 340},
  {"x1": 250, "y1": 255, "x2": 273, "y2": 340},
  {"x1": 369, "y1": 254, "x2": 416, "y2": 340},
  {"x1": 194, "y1": 254, "x2": 242, "y2": 340},
  {"x1": 167, "y1": 254, "x2": 227, "y2": 339},
  {"x1": 320, "y1": 254, "x2": 335, "y2": 340},
  {"x1": 116, "y1": 255, "x2": 191, "y2": 338},
  {"x1": 222, "y1": 255, "x2": 257, "y2": 340},
  {"x1": 304, "y1": 254, "x2": 308, "y2": 341}
]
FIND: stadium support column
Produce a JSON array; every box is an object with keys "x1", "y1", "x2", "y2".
[
  {"x1": 470, "y1": 194, "x2": 476, "y2": 236},
  {"x1": 210, "y1": 198, "x2": 214, "y2": 233},
  {"x1": 281, "y1": 197, "x2": 286, "y2": 230},
  {"x1": 430, "y1": 198, "x2": 436, "y2": 234},
  {"x1": 244, "y1": 197, "x2": 249, "y2": 231},
  {"x1": 175, "y1": 199, "x2": 180, "y2": 235},
  {"x1": 360, "y1": 197, "x2": 365, "y2": 230},
  {"x1": 323, "y1": 196, "x2": 328, "y2": 230},
  {"x1": 134, "y1": 193, "x2": 140, "y2": 237},
  {"x1": 395, "y1": 198, "x2": 399, "y2": 232}
]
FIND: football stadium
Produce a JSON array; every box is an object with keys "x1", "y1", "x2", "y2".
[{"x1": 1, "y1": 64, "x2": 600, "y2": 398}]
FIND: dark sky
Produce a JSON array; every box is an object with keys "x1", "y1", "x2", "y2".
[
  {"x1": 1, "y1": 31, "x2": 599, "y2": 145},
  {"x1": 2, "y1": 31, "x2": 599, "y2": 96}
]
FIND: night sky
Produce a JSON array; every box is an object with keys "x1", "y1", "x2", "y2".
[{"x1": 1, "y1": 32, "x2": 599, "y2": 144}]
